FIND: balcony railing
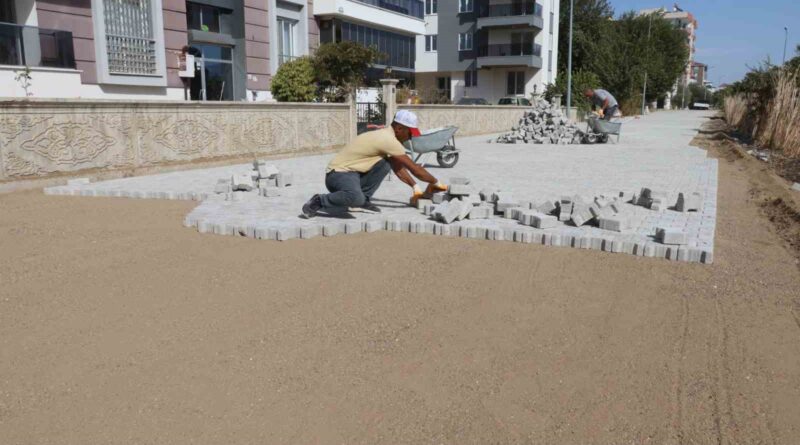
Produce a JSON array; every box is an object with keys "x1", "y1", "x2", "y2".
[
  {"x1": 478, "y1": 1, "x2": 543, "y2": 17},
  {"x1": 0, "y1": 22, "x2": 76, "y2": 69},
  {"x1": 478, "y1": 43, "x2": 542, "y2": 58},
  {"x1": 351, "y1": 0, "x2": 424, "y2": 19}
]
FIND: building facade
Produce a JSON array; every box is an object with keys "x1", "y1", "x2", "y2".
[
  {"x1": 2, "y1": 0, "x2": 558, "y2": 103},
  {"x1": 415, "y1": 0, "x2": 559, "y2": 104},
  {"x1": 0, "y1": 0, "x2": 317, "y2": 99}
]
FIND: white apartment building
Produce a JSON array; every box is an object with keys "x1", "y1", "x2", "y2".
[{"x1": 415, "y1": 0, "x2": 559, "y2": 104}]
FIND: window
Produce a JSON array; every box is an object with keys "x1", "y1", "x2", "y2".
[
  {"x1": 465, "y1": 69, "x2": 477, "y2": 87},
  {"x1": 507, "y1": 71, "x2": 525, "y2": 95},
  {"x1": 425, "y1": 35, "x2": 437, "y2": 52},
  {"x1": 425, "y1": 0, "x2": 437, "y2": 15},
  {"x1": 458, "y1": 32, "x2": 472, "y2": 51},
  {"x1": 187, "y1": 2, "x2": 221, "y2": 33},
  {"x1": 549, "y1": 12, "x2": 554, "y2": 33},
  {"x1": 458, "y1": 0, "x2": 473, "y2": 13},
  {"x1": 277, "y1": 17, "x2": 297, "y2": 66},
  {"x1": 437, "y1": 76, "x2": 451, "y2": 98},
  {"x1": 337, "y1": 20, "x2": 416, "y2": 69},
  {"x1": 548, "y1": 50, "x2": 552, "y2": 71},
  {"x1": 103, "y1": 0, "x2": 157, "y2": 74}
]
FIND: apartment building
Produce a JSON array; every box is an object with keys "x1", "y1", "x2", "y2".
[
  {"x1": 0, "y1": 0, "x2": 317, "y2": 99},
  {"x1": 415, "y1": 0, "x2": 559, "y2": 104}
]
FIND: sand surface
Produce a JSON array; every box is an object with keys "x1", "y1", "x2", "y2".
[{"x1": 1, "y1": 120, "x2": 799, "y2": 444}]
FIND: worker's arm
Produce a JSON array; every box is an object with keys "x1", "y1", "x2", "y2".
[
  {"x1": 388, "y1": 155, "x2": 438, "y2": 184},
  {"x1": 391, "y1": 162, "x2": 417, "y2": 188}
]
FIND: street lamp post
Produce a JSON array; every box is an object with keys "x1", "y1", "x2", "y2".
[
  {"x1": 641, "y1": 14, "x2": 653, "y2": 116},
  {"x1": 784, "y1": 27, "x2": 789, "y2": 65},
  {"x1": 565, "y1": 0, "x2": 574, "y2": 120}
]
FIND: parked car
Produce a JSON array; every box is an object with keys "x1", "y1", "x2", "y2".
[
  {"x1": 498, "y1": 97, "x2": 532, "y2": 106},
  {"x1": 690, "y1": 102, "x2": 710, "y2": 110},
  {"x1": 456, "y1": 97, "x2": 489, "y2": 105}
]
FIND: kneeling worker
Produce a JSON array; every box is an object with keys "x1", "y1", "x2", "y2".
[
  {"x1": 584, "y1": 88, "x2": 619, "y2": 121},
  {"x1": 301, "y1": 110, "x2": 447, "y2": 218}
]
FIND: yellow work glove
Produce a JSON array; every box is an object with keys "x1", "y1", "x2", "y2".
[{"x1": 423, "y1": 182, "x2": 448, "y2": 198}]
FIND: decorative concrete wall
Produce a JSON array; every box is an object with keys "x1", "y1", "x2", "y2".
[
  {"x1": 397, "y1": 104, "x2": 529, "y2": 136},
  {"x1": 0, "y1": 99, "x2": 350, "y2": 181}
]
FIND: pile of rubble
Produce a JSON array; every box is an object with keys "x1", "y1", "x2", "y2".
[
  {"x1": 412, "y1": 179, "x2": 703, "y2": 247},
  {"x1": 214, "y1": 159, "x2": 293, "y2": 200},
  {"x1": 495, "y1": 99, "x2": 583, "y2": 145}
]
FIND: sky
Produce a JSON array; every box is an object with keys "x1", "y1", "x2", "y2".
[{"x1": 608, "y1": 0, "x2": 800, "y2": 86}]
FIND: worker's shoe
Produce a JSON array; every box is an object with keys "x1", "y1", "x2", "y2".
[
  {"x1": 360, "y1": 201, "x2": 381, "y2": 214},
  {"x1": 301, "y1": 194, "x2": 322, "y2": 218}
]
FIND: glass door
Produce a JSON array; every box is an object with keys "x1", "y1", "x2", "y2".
[
  {"x1": 277, "y1": 17, "x2": 296, "y2": 66},
  {"x1": 191, "y1": 43, "x2": 233, "y2": 101}
]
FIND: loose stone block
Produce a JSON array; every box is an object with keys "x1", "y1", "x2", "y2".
[
  {"x1": 450, "y1": 177, "x2": 471, "y2": 185},
  {"x1": 258, "y1": 178, "x2": 278, "y2": 189},
  {"x1": 495, "y1": 193, "x2": 518, "y2": 213},
  {"x1": 594, "y1": 197, "x2": 611, "y2": 208},
  {"x1": 260, "y1": 187, "x2": 281, "y2": 197},
  {"x1": 571, "y1": 204, "x2": 594, "y2": 227},
  {"x1": 676, "y1": 192, "x2": 703, "y2": 212},
  {"x1": 448, "y1": 184, "x2": 471, "y2": 196},
  {"x1": 416, "y1": 198, "x2": 433, "y2": 210},
  {"x1": 439, "y1": 201, "x2": 462, "y2": 224},
  {"x1": 431, "y1": 192, "x2": 448, "y2": 204},
  {"x1": 558, "y1": 199, "x2": 573, "y2": 222},
  {"x1": 536, "y1": 200, "x2": 556, "y2": 214},
  {"x1": 423, "y1": 203, "x2": 437, "y2": 216},
  {"x1": 598, "y1": 216, "x2": 630, "y2": 232},
  {"x1": 468, "y1": 205, "x2": 492, "y2": 219},
  {"x1": 656, "y1": 227, "x2": 688, "y2": 245},
  {"x1": 231, "y1": 173, "x2": 255, "y2": 191},
  {"x1": 276, "y1": 172, "x2": 293, "y2": 187},
  {"x1": 480, "y1": 189, "x2": 499, "y2": 202},
  {"x1": 530, "y1": 212, "x2": 559, "y2": 229},
  {"x1": 257, "y1": 164, "x2": 280, "y2": 179},
  {"x1": 457, "y1": 200, "x2": 473, "y2": 221}
]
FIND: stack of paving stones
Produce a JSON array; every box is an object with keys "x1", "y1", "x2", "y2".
[
  {"x1": 215, "y1": 160, "x2": 294, "y2": 201},
  {"x1": 495, "y1": 100, "x2": 584, "y2": 145}
]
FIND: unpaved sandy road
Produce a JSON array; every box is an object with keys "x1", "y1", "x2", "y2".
[{"x1": 1, "y1": 120, "x2": 799, "y2": 444}]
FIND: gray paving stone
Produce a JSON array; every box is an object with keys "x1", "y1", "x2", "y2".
[
  {"x1": 656, "y1": 227, "x2": 688, "y2": 245},
  {"x1": 448, "y1": 184, "x2": 471, "y2": 196},
  {"x1": 46, "y1": 111, "x2": 716, "y2": 263}
]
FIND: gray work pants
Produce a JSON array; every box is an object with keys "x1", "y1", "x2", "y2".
[
  {"x1": 319, "y1": 159, "x2": 391, "y2": 213},
  {"x1": 603, "y1": 105, "x2": 618, "y2": 121}
]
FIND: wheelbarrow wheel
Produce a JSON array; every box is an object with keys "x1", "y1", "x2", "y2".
[
  {"x1": 437, "y1": 150, "x2": 459, "y2": 168},
  {"x1": 599, "y1": 134, "x2": 609, "y2": 144},
  {"x1": 585, "y1": 133, "x2": 598, "y2": 144}
]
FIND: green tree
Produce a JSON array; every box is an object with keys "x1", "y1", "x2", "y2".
[
  {"x1": 544, "y1": 69, "x2": 600, "y2": 112},
  {"x1": 270, "y1": 56, "x2": 317, "y2": 102},
  {"x1": 557, "y1": 0, "x2": 615, "y2": 76},
  {"x1": 313, "y1": 41, "x2": 381, "y2": 102}
]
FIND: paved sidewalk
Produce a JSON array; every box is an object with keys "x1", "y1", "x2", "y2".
[{"x1": 45, "y1": 110, "x2": 717, "y2": 262}]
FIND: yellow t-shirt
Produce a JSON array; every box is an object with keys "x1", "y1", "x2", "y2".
[{"x1": 327, "y1": 127, "x2": 407, "y2": 173}]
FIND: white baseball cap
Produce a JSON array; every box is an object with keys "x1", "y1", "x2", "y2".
[{"x1": 393, "y1": 110, "x2": 421, "y2": 137}]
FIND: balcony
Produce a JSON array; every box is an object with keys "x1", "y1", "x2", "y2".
[
  {"x1": 0, "y1": 22, "x2": 76, "y2": 69},
  {"x1": 477, "y1": 43, "x2": 542, "y2": 68},
  {"x1": 314, "y1": 0, "x2": 425, "y2": 35},
  {"x1": 477, "y1": 1, "x2": 544, "y2": 30},
  {"x1": 352, "y1": 0, "x2": 423, "y2": 19}
]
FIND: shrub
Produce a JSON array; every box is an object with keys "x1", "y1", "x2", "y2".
[
  {"x1": 270, "y1": 57, "x2": 316, "y2": 102},
  {"x1": 544, "y1": 69, "x2": 600, "y2": 113}
]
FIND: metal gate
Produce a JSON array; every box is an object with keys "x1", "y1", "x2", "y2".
[{"x1": 356, "y1": 102, "x2": 386, "y2": 134}]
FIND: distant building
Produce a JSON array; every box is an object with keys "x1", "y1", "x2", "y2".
[{"x1": 415, "y1": 0, "x2": 560, "y2": 104}]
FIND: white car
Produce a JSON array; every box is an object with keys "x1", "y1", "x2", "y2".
[{"x1": 690, "y1": 102, "x2": 710, "y2": 110}]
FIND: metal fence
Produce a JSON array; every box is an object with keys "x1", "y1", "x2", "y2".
[{"x1": 356, "y1": 102, "x2": 386, "y2": 134}]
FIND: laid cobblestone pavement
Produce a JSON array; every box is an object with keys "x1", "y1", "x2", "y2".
[{"x1": 45, "y1": 111, "x2": 717, "y2": 263}]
